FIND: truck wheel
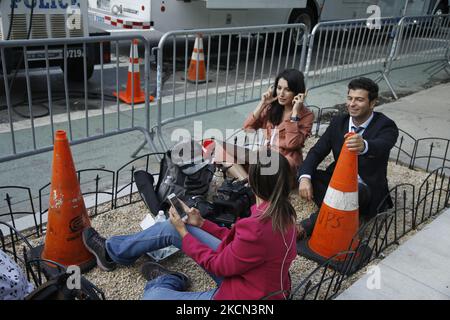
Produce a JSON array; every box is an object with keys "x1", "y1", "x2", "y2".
[
  {"x1": 434, "y1": 1, "x2": 449, "y2": 15},
  {"x1": 432, "y1": 1, "x2": 449, "y2": 27},
  {"x1": 0, "y1": 48, "x2": 18, "y2": 76},
  {"x1": 63, "y1": 45, "x2": 96, "y2": 82},
  {"x1": 288, "y1": 7, "x2": 317, "y2": 47},
  {"x1": 64, "y1": 59, "x2": 95, "y2": 82}
]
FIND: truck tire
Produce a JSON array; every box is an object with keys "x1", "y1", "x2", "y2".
[
  {"x1": 428, "y1": 1, "x2": 449, "y2": 30},
  {"x1": 65, "y1": 58, "x2": 95, "y2": 82},
  {"x1": 63, "y1": 45, "x2": 96, "y2": 82},
  {"x1": 288, "y1": 7, "x2": 317, "y2": 47},
  {"x1": 434, "y1": 1, "x2": 449, "y2": 15},
  {"x1": 0, "y1": 48, "x2": 17, "y2": 76}
]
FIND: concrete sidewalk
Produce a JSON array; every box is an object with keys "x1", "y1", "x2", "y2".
[
  {"x1": 376, "y1": 82, "x2": 450, "y2": 141},
  {"x1": 337, "y1": 208, "x2": 450, "y2": 300},
  {"x1": 376, "y1": 82, "x2": 450, "y2": 171}
]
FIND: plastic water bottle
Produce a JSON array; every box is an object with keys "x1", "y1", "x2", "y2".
[
  {"x1": 148, "y1": 210, "x2": 179, "y2": 261},
  {"x1": 155, "y1": 210, "x2": 166, "y2": 223},
  {"x1": 207, "y1": 170, "x2": 223, "y2": 202}
]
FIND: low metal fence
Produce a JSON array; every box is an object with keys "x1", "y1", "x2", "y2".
[
  {"x1": 0, "y1": 186, "x2": 38, "y2": 235},
  {"x1": 0, "y1": 152, "x2": 164, "y2": 239},
  {"x1": 415, "y1": 166, "x2": 450, "y2": 227},
  {"x1": 0, "y1": 221, "x2": 106, "y2": 300},
  {"x1": 0, "y1": 160, "x2": 448, "y2": 300},
  {"x1": 290, "y1": 250, "x2": 355, "y2": 300},
  {"x1": 342, "y1": 166, "x2": 449, "y2": 272},
  {"x1": 391, "y1": 132, "x2": 450, "y2": 174},
  {"x1": 411, "y1": 137, "x2": 450, "y2": 172},
  {"x1": 378, "y1": 184, "x2": 416, "y2": 246},
  {"x1": 290, "y1": 166, "x2": 448, "y2": 300},
  {"x1": 0, "y1": 221, "x2": 33, "y2": 266},
  {"x1": 392, "y1": 129, "x2": 417, "y2": 167}
]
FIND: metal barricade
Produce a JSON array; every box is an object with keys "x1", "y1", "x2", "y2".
[
  {"x1": 386, "y1": 14, "x2": 450, "y2": 77},
  {"x1": 0, "y1": 34, "x2": 155, "y2": 164},
  {"x1": 304, "y1": 17, "x2": 400, "y2": 99},
  {"x1": 152, "y1": 23, "x2": 309, "y2": 150}
]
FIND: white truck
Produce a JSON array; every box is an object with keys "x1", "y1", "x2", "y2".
[
  {"x1": 0, "y1": 0, "x2": 111, "y2": 81},
  {"x1": 88, "y1": 0, "x2": 449, "y2": 37}
]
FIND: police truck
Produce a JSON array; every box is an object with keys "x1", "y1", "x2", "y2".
[
  {"x1": 0, "y1": 0, "x2": 111, "y2": 81},
  {"x1": 87, "y1": 0, "x2": 448, "y2": 37}
]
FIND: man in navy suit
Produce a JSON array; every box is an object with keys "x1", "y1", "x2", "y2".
[{"x1": 297, "y1": 77, "x2": 399, "y2": 239}]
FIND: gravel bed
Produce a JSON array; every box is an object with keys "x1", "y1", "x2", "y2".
[
  {"x1": 20, "y1": 137, "x2": 436, "y2": 300},
  {"x1": 77, "y1": 138, "x2": 432, "y2": 300}
]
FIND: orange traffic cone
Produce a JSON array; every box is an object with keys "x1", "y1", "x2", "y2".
[
  {"x1": 41, "y1": 130, "x2": 95, "y2": 271},
  {"x1": 298, "y1": 133, "x2": 360, "y2": 264},
  {"x1": 113, "y1": 39, "x2": 154, "y2": 104},
  {"x1": 186, "y1": 34, "x2": 207, "y2": 83}
]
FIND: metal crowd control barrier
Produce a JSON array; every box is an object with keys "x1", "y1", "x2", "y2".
[
  {"x1": 386, "y1": 14, "x2": 450, "y2": 78},
  {"x1": 0, "y1": 34, "x2": 156, "y2": 164},
  {"x1": 303, "y1": 17, "x2": 400, "y2": 99},
  {"x1": 152, "y1": 23, "x2": 309, "y2": 150},
  {"x1": 0, "y1": 220, "x2": 106, "y2": 300},
  {"x1": 304, "y1": 15, "x2": 450, "y2": 100},
  {"x1": 1, "y1": 17, "x2": 447, "y2": 165}
]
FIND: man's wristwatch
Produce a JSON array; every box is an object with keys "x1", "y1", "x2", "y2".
[{"x1": 290, "y1": 115, "x2": 300, "y2": 122}]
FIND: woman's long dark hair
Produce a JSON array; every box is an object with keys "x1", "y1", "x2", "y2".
[
  {"x1": 248, "y1": 150, "x2": 297, "y2": 233},
  {"x1": 268, "y1": 69, "x2": 306, "y2": 126}
]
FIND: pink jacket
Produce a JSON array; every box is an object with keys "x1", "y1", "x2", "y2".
[
  {"x1": 243, "y1": 105, "x2": 314, "y2": 173},
  {"x1": 182, "y1": 202, "x2": 297, "y2": 300}
]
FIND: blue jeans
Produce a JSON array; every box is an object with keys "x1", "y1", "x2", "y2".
[
  {"x1": 105, "y1": 220, "x2": 222, "y2": 300},
  {"x1": 142, "y1": 275, "x2": 218, "y2": 300}
]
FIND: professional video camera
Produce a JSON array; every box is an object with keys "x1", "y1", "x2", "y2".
[
  {"x1": 208, "y1": 178, "x2": 256, "y2": 227},
  {"x1": 182, "y1": 177, "x2": 255, "y2": 228}
]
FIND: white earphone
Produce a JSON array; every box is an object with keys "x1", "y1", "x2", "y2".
[{"x1": 280, "y1": 225, "x2": 296, "y2": 299}]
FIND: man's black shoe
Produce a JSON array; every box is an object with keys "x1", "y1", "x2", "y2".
[
  {"x1": 82, "y1": 227, "x2": 116, "y2": 271},
  {"x1": 141, "y1": 261, "x2": 191, "y2": 290}
]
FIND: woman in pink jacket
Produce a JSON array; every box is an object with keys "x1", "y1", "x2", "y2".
[
  {"x1": 224, "y1": 69, "x2": 314, "y2": 184},
  {"x1": 243, "y1": 69, "x2": 314, "y2": 175},
  {"x1": 83, "y1": 151, "x2": 298, "y2": 300}
]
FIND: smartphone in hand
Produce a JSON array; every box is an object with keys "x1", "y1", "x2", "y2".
[{"x1": 167, "y1": 193, "x2": 187, "y2": 219}]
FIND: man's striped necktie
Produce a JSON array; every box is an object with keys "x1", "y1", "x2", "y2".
[{"x1": 352, "y1": 126, "x2": 364, "y2": 134}]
